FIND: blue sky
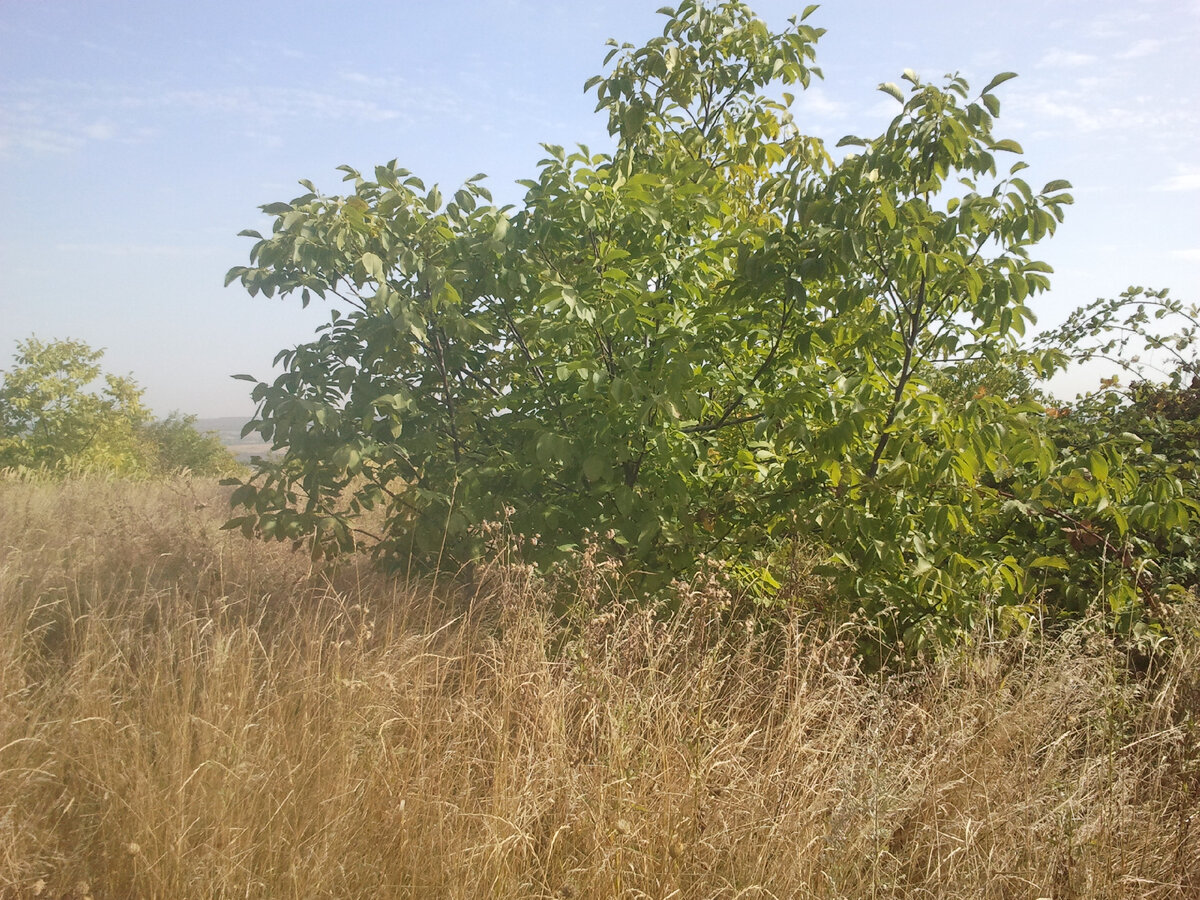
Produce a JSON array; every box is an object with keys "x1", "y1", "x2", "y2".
[{"x1": 1, "y1": 0, "x2": 1197, "y2": 417}]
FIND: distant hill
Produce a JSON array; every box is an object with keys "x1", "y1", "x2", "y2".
[{"x1": 193, "y1": 416, "x2": 274, "y2": 462}]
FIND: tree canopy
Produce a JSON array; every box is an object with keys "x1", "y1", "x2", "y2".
[{"x1": 226, "y1": 1, "x2": 1198, "y2": 649}]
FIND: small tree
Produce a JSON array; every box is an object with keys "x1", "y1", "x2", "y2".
[
  {"x1": 0, "y1": 337, "x2": 240, "y2": 476},
  {"x1": 227, "y1": 1, "x2": 1197, "y2": 647},
  {"x1": 0, "y1": 337, "x2": 150, "y2": 472}
]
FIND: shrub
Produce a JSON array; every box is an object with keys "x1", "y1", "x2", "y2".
[{"x1": 226, "y1": 2, "x2": 1198, "y2": 648}]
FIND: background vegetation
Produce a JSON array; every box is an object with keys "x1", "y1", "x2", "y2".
[{"x1": 0, "y1": 337, "x2": 241, "y2": 477}]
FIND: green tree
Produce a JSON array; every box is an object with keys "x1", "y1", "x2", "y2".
[
  {"x1": 226, "y1": 1, "x2": 1197, "y2": 647},
  {"x1": 0, "y1": 337, "x2": 150, "y2": 472},
  {"x1": 0, "y1": 337, "x2": 240, "y2": 476}
]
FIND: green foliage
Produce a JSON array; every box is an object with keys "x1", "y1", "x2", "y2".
[
  {"x1": 0, "y1": 337, "x2": 240, "y2": 477},
  {"x1": 1034, "y1": 375, "x2": 1200, "y2": 604},
  {"x1": 1031, "y1": 290, "x2": 1200, "y2": 605},
  {"x1": 1036, "y1": 286, "x2": 1200, "y2": 388},
  {"x1": 139, "y1": 413, "x2": 244, "y2": 477},
  {"x1": 1119, "y1": 375, "x2": 1200, "y2": 592},
  {"x1": 0, "y1": 337, "x2": 150, "y2": 473},
  {"x1": 927, "y1": 355, "x2": 1047, "y2": 410},
  {"x1": 1122, "y1": 375, "x2": 1200, "y2": 475},
  {"x1": 226, "y1": 2, "x2": 1198, "y2": 649}
]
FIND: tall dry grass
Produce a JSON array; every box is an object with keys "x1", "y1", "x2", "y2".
[{"x1": 1, "y1": 474, "x2": 1197, "y2": 899}]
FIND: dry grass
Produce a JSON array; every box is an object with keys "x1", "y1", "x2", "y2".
[{"x1": 1, "y1": 475, "x2": 1197, "y2": 899}]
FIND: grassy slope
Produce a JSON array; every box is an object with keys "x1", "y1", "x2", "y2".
[{"x1": 1, "y1": 475, "x2": 1197, "y2": 899}]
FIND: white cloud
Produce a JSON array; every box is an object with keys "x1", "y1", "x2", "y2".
[
  {"x1": 1087, "y1": 10, "x2": 1152, "y2": 39},
  {"x1": 53, "y1": 242, "x2": 223, "y2": 258},
  {"x1": 1153, "y1": 167, "x2": 1200, "y2": 192},
  {"x1": 1012, "y1": 84, "x2": 1197, "y2": 139},
  {"x1": 246, "y1": 39, "x2": 305, "y2": 61},
  {"x1": 791, "y1": 85, "x2": 848, "y2": 122},
  {"x1": 1018, "y1": 93, "x2": 1104, "y2": 132},
  {"x1": 160, "y1": 86, "x2": 409, "y2": 124},
  {"x1": 1037, "y1": 49, "x2": 1097, "y2": 69},
  {"x1": 1117, "y1": 38, "x2": 1164, "y2": 60},
  {"x1": 0, "y1": 77, "x2": 476, "y2": 157},
  {"x1": 1169, "y1": 248, "x2": 1200, "y2": 262},
  {"x1": 339, "y1": 71, "x2": 390, "y2": 88},
  {"x1": 78, "y1": 39, "x2": 119, "y2": 56},
  {"x1": 83, "y1": 120, "x2": 116, "y2": 140}
]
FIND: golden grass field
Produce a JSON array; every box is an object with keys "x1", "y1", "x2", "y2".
[{"x1": 1, "y1": 475, "x2": 1197, "y2": 898}]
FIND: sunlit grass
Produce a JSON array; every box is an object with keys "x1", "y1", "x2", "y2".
[{"x1": 1, "y1": 474, "x2": 1197, "y2": 898}]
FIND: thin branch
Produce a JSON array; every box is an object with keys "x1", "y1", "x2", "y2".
[{"x1": 681, "y1": 413, "x2": 763, "y2": 434}]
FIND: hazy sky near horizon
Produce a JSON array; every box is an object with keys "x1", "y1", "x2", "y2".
[{"x1": 1, "y1": 0, "x2": 1197, "y2": 418}]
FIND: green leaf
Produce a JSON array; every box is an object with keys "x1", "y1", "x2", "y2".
[
  {"x1": 454, "y1": 189, "x2": 476, "y2": 211},
  {"x1": 991, "y1": 138, "x2": 1023, "y2": 153},
  {"x1": 878, "y1": 192, "x2": 896, "y2": 228},
  {"x1": 361, "y1": 252, "x2": 385, "y2": 283},
  {"x1": 1029, "y1": 556, "x2": 1069, "y2": 570},
  {"x1": 1041, "y1": 179, "x2": 1072, "y2": 193},
  {"x1": 583, "y1": 455, "x2": 607, "y2": 481},
  {"x1": 980, "y1": 72, "x2": 1018, "y2": 95},
  {"x1": 878, "y1": 82, "x2": 905, "y2": 103}
]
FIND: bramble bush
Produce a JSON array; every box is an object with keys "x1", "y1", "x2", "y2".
[
  {"x1": 226, "y1": 1, "x2": 1198, "y2": 651},
  {"x1": 1032, "y1": 289, "x2": 1200, "y2": 605},
  {"x1": 139, "y1": 412, "x2": 244, "y2": 478}
]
